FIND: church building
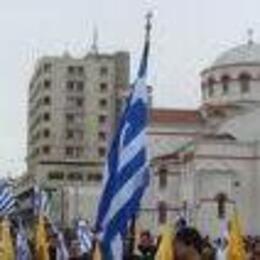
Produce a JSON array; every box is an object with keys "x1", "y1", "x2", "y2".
[{"x1": 142, "y1": 38, "x2": 260, "y2": 236}]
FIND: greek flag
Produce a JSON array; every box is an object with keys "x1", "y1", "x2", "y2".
[
  {"x1": 33, "y1": 186, "x2": 50, "y2": 216},
  {"x1": 49, "y1": 221, "x2": 69, "y2": 260},
  {"x1": 0, "y1": 181, "x2": 15, "y2": 216},
  {"x1": 76, "y1": 220, "x2": 93, "y2": 254},
  {"x1": 16, "y1": 220, "x2": 31, "y2": 260},
  {"x1": 95, "y1": 17, "x2": 151, "y2": 259}
]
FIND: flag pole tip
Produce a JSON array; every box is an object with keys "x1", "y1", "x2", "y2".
[{"x1": 145, "y1": 11, "x2": 153, "y2": 38}]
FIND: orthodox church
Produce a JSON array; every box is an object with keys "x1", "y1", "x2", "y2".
[{"x1": 142, "y1": 37, "x2": 260, "y2": 236}]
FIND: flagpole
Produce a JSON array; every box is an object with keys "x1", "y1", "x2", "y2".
[{"x1": 128, "y1": 12, "x2": 152, "y2": 258}]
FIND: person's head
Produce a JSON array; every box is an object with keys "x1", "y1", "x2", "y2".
[
  {"x1": 140, "y1": 230, "x2": 153, "y2": 247},
  {"x1": 175, "y1": 227, "x2": 203, "y2": 259}
]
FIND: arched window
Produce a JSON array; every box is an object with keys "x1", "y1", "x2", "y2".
[
  {"x1": 221, "y1": 75, "x2": 230, "y2": 95},
  {"x1": 208, "y1": 77, "x2": 216, "y2": 97},
  {"x1": 158, "y1": 201, "x2": 167, "y2": 224},
  {"x1": 239, "y1": 73, "x2": 251, "y2": 94},
  {"x1": 201, "y1": 82, "x2": 207, "y2": 99},
  {"x1": 215, "y1": 192, "x2": 228, "y2": 219},
  {"x1": 158, "y1": 166, "x2": 167, "y2": 189}
]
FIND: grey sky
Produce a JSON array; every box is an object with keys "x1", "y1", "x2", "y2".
[{"x1": 0, "y1": 0, "x2": 259, "y2": 175}]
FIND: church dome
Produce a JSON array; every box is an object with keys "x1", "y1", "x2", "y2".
[{"x1": 212, "y1": 42, "x2": 260, "y2": 68}]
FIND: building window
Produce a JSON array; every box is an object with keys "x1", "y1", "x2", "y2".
[
  {"x1": 201, "y1": 82, "x2": 207, "y2": 99},
  {"x1": 66, "y1": 129, "x2": 74, "y2": 139},
  {"x1": 78, "y1": 66, "x2": 84, "y2": 75},
  {"x1": 208, "y1": 77, "x2": 215, "y2": 97},
  {"x1": 43, "y1": 96, "x2": 51, "y2": 105},
  {"x1": 98, "y1": 147, "x2": 106, "y2": 157},
  {"x1": 76, "y1": 98, "x2": 84, "y2": 107},
  {"x1": 87, "y1": 173, "x2": 103, "y2": 182},
  {"x1": 43, "y1": 63, "x2": 52, "y2": 73},
  {"x1": 98, "y1": 115, "x2": 107, "y2": 124},
  {"x1": 77, "y1": 81, "x2": 84, "y2": 91},
  {"x1": 44, "y1": 80, "x2": 51, "y2": 89},
  {"x1": 100, "y1": 66, "x2": 108, "y2": 76},
  {"x1": 221, "y1": 75, "x2": 230, "y2": 95},
  {"x1": 42, "y1": 145, "x2": 50, "y2": 155},
  {"x1": 158, "y1": 201, "x2": 167, "y2": 224},
  {"x1": 239, "y1": 73, "x2": 251, "y2": 94},
  {"x1": 99, "y1": 99, "x2": 108, "y2": 108},
  {"x1": 158, "y1": 167, "x2": 167, "y2": 189},
  {"x1": 66, "y1": 81, "x2": 74, "y2": 91},
  {"x1": 65, "y1": 146, "x2": 74, "y2": 156},
  {"x1": 43, "y1": 113, "x2": 50, "y2": 121},
  {"x1": 67, "y1": 66, "x2": 75, "y2": 74},
  {"x1": 98, "y1": 132, "x2": 106, "y2": 141},
  {"x1": 48, "y1": 171, "x2": 64, "y2": 180},
  {"x1": 75, "y1": 147, "x2": 83, "y2": 157},
  {"x1": 100, "y1": 83, "x2": 108, "y2": 92},
  {"x1": 43, "y1": 129, "x2": 50, "y2": 138},
  {"x1": 67, "y1": 172, "x2": 83, "y2": 181},
  {"x1": 66, "y1": 113, "x2": 74, "y2": 123}
]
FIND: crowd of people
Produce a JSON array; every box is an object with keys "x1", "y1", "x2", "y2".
[
  {"x1": 125, "y1": 228, "x2": 260, "y2": 259},
  {"x1": 1, "y1": 214, "x2": 260, "y2": 259},
  {"x1": 38, "y1": 219, "x2": 260, "y2": 259}
]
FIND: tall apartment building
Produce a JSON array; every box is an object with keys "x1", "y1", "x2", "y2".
[
  {"x1": 17, "y1": 50, "x2": 130, "y2": 224},
  {"x1": 27, "y1": 51, "x2": 129, "y2": 182}
]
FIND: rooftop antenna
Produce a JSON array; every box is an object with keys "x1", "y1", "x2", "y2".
[
  {"x1": 91, "y1": 26, "x2": 99, "y2": 54},
  {"x1": 247, "y1": 28, "x2": 254, "y2": 45}
]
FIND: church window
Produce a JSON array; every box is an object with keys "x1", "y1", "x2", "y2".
[
  {"x1": 100, "y1": 66, "x2": 108, "y2": 76},
  {"x1": 42, "y1": 145, "x2": 51, "y2": 154},
  {"x1": 201, "y1": 82, "x2": 207, "y2": 99},
  {"x1": 221, "y1": 75, "x2": 230, "y2": 95},
  {"x1": 158, "y1": 167, "x2": 168, "y2": 189},
  {"x1": 43, "y1": 128, "x2": 50, "y2": 138},
  {"x1": 158, "y1": 201, "x2": 167, "y2": 224},
  {"x1": 43, "y1": 63, "x2": 52, "y2": 73},
  {"x1": 239, "y1": 73, "x2": 251, "y2": 94},
  {"x1": 208, "y1": 77, "x2": 215, "y2": 97}
]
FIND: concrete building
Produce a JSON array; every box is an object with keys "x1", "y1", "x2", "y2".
[{"x1": 16, "y1": 49, "x2": 130, "y2": 225}]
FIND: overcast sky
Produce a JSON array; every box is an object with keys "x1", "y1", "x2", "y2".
[{"x1": 1, "y1": 0, "x2": 260, "y2": 176}]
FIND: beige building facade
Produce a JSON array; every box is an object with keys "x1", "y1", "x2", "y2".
[{"x1": 17, "y1": 50, "x2": 130, "y2": 225}]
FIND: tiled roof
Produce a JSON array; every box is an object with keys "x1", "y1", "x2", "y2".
[{"x1": 150, "y1": 108, "x2": 201, "y2": 124}]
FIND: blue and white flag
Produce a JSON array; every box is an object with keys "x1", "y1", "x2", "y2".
[
  {"x1": 0, "y1": 181, "x2": 15, "y2": 216},
  {"x1": 95, "y1": 17, "x2": 152, "y2": 259},
  {"x1": 33, "y1": 185, "x2": 50, "y2": 216},
  {"x1": 76, "y1": 220, "x2": 93, "y2": 254},
  {"x1": 16, "y1": 220, "x2": 31, "y2": 260},
  {"x1": 56, "y1": 231, "x2": 69, "y2": 260},
  {"x1": 49, "y1": 221, "x2": 69, "y2": 260}
]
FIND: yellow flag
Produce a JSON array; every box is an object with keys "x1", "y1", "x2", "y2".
[
  {"x1": 155, "y1": 225, "x2": 174, "y2": 260},
  {"x1": 0, "y1": 218, "x2": 14, "y2": 260},
  {"x1": 35, "y1": 215, "x2": 49, "y2": 260},
  {"x1": 92, "y1": 241, "x2": 102, "y2": 260},
  {"x1": 227, "y1": 210, "x2": 246, "y2": 260}
]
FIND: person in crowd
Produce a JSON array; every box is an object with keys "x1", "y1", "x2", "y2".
[
  {"x1": 252, "y1": 238, "x2": 260, "y2": 260},
  {"x1": 201, "y1": 236, "x2": 215, "y2": 260},
  {"x1": 69, "y1": 239, "x2": 83, "y2": 260},
  {"x1": 175, "y1": 227, "x2": 203, "y2": 260},
  {"x1": 137, "y1": 230, "x2": 156, "y2": 259},
  {"x1": 48, "y1": 233, "x2": 58, "y2": 260}
]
